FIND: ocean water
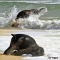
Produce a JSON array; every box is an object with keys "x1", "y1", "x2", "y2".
[{"x1": 0, "y1": 1, "x2": 60, "y2": 29}]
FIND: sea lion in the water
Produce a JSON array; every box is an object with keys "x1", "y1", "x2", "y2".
[
  {"x1": 15, "y1": 7, "x2": 46, "y2": 20},
  {"x1": 11, "y1": 7, "x2": 47, "y2": 27}
]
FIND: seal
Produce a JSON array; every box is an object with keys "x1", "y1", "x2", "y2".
[
  {"x1": 11, "y1": 7, "x2": 47, "y2": 27},
  {"x1": 15, "y1": 7, "x2": 46, "y2": 20},
  {"x1": 4, "y1": 34, "x2": 44, "y2": 56}
]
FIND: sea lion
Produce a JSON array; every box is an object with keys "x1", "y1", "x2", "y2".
[{"x1": 4, "y1": 34, "x2": 44, "y2": 56}]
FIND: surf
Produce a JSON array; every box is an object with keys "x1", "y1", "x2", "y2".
[{"x1": 0, "y1": 5, "x2": 60, "y2": 29}]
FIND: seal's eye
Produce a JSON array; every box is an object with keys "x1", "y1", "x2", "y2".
[{"x1": 12, "y1": 50, "x2": 18, "y2": 53}]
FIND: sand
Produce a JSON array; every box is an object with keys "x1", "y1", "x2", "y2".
[
  {"x1": 0, "y1": 54, "x2": 23, "y2": 60},
  {"x1": 0, "y1": 28, "x2": 20, "y2": 36},
  {"x1": 0, "y1": 28, "x2": 42, "y2": 36}
]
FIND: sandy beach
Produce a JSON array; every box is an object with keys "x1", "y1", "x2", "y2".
[
  {"x1": 0, "y1": 28, "x2": 21, "y2": 36},
  {"x1": 0, "y1": 54, "x2": 23, "y2": 60},
  {"x1": 0, "y1": 28, "x2": 43, "y2": 36}
]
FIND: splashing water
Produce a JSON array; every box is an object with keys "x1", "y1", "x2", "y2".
[
  {"x1": 0, "y1": 6, "x2": 48, "y2": 29},
  {"x1": 0, "y1": 5, "x2": 18, "y2": 28},
  {"x1": 0, "y1": 6, "x2": 60, "y2": 29},
  {"x1": 15, "y1": 7, "x2": 48, "y2": 29},
  {"x1": 8, "y1": 5, "x2": 18, "y2": 20}
]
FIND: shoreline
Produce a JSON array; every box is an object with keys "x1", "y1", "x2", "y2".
[
  {"x1": 0, "y1": 28, "x2": 43, "y2": 36},
  {"x1": 0, "y1": 29, "x2": 19, "y2": 36},
  {"x1": 0, "y1": 28, "x2": 60, "y2": 36}
]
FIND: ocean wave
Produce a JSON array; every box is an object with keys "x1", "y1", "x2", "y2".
[
  {"x1": 0, "y1": 6, "x2": 60, "y2": 30},
  {"x1": 0, "y1": 1, "x2": 59, "y2": 4}
]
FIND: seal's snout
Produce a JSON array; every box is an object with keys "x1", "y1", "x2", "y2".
[{"x1": 39, "y1": 7, "x2": 48, "y2": 13}]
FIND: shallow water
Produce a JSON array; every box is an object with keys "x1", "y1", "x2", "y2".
[{"x1": 0, "y1": 30, "x2": 60, "y2": 60}]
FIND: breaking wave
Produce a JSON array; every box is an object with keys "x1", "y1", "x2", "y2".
[{"x1": 0, "y1": 6, "x2": 60, "y2": 30}]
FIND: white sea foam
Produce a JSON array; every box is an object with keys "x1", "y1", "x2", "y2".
[
  {"x1": 15, "y1": 7, "x2": 48, "y2": 29},
  {"x1": 0, "y1": 6, "x2": 18, "y2": 28}
]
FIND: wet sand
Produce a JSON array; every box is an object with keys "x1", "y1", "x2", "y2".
[
  {"x1": 0, "y1": 28, "x2": 20, "y2": 36},
  {"x1": 0, "y1": 28, "x2": 42, "y2": 36},
  {"x1": 0, "y1": 54, "x2": 23, "y2": 60}
]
